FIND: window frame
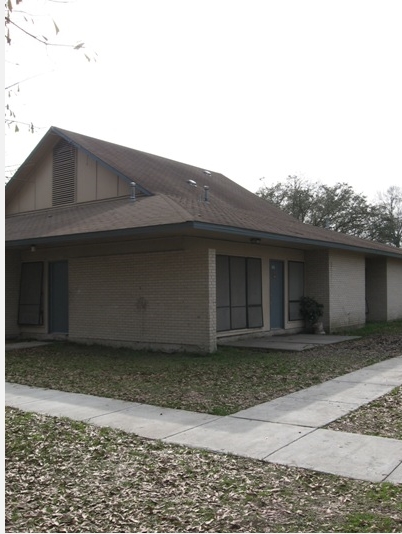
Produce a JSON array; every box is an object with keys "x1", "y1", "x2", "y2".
[
  {"x1": 288, "y1": 260, "x2": 305, "y2": 321},
  {"x1": 216, "y1": 255, "x2": 263, "y2": 332}
]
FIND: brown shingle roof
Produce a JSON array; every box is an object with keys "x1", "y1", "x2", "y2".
[
  {"x1": 5, "y1": 196, "x2": 191, "y2": 242},
  {"x1": 5, "y1": 126, "x2": 402, "y2": 258}
]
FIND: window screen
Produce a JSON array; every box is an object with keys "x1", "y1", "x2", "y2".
[
  {"x1": 18, "y1": 262, "x2": 44, "y2": 325},
  {"x1": 216, "y1": 255, "x2": 263, "y2": 331},
  {"x1": 216, "y1": 255, "x2": 231, "y2": 331},
  {"x1": 288, "y1": 261, "x2": 304, "y2": 321},
  {"x1": 247, "y1": 258, "x2": 263, "y2": 327}
]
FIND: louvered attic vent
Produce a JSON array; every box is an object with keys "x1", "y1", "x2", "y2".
[{"x1": 52, "y1": 139, "x2": 77, "y2": 206}]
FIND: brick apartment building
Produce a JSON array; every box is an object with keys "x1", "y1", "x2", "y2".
[{"x1": 5, "y1": 127, "x2": 402, "y2": 352}]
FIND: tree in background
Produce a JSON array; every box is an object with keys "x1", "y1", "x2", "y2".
[
  {"x1": 372, "y1": 186, "x2": 402, "y2": 248},
  {"x1": 257, "y1": 176, "x2": 401, "y2": 247},
  {"x1": 257, "y1": 176, "x2": 316, "y2": 224}
]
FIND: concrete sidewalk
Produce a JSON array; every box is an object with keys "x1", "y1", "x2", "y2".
[{"x1": 5, "y1": 355, "x2": 402, "y2": 484}]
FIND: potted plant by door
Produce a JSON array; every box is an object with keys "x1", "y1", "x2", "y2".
[{"x1": 300, "y1": 296, "x2": 325, "y2": 334}]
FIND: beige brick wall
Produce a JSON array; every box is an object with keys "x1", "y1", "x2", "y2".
[
  {"x1": 68, "y1": 244, "x2": 216, "y2": 352},
  {"x1": 328, "y1": 250, "x2": 366, "y2": 330},
  {"x1": 11, "y1": 235, "x2": 398, "y2": 350},
  {"x1": 387, "y1": 258, "x2": 402, "y2": 321},
  {"x1": 305, "y1": 249, "x2": 367, "y2": 331},
  {"x1": 26, "y1": 237, "x2": 305, "y2": 348}
]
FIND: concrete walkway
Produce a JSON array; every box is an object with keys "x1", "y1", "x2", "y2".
[{"x1": 5, "y1": 355, "x2": 402, "y2": 484}]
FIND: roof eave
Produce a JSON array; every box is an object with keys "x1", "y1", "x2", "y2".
[
  {"x1": 192, "y1": 222, "x2": 402, "y2": 258},
  {"x1": 5, "y1": 223, "x2": 195, "y2": 248},
  {"x1": 5, "y1": 221, "x2": 402, "y2": 259}
]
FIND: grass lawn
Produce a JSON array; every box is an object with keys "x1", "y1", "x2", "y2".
[
  {"x1": 5, "y1": 320, "x2": 402, "y2": 415},
  {"x1": 5, "y1": 320, "x2": 402, "y2": 532}
]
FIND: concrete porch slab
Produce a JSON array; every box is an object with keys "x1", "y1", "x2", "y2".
[
  {"x1": 220, "y1": 339, "x2": 317, "y2": 351},
  {"x1": 218, "y1": 334, "x2": 360, "y2": 351}
]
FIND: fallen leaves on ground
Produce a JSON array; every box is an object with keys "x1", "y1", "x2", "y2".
[
  {"x1": 5, "y1": 329, "x2": 402, "y2": 416},
  {"x1": 5, "y1": 408, "x2": 402, "y2": 533},
  {"x1": 326, "y1": 385, "x2": 402, "y2": 440}
]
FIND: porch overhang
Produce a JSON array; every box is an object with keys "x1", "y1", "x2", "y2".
[{"x1": 5, "y1": 220, "x2": 402, "y2": 259}]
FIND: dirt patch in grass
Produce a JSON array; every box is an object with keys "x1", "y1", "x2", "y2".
[
  {"x1": 5, "y1": 408, "x2": 402, "y2": 533},
  {"x1": 5, "y1": 329, "x2": 402, "y2": 416}
]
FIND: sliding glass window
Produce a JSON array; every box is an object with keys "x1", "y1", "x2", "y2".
[
  {"x1": 288, "y1": 261, "x2": 304, "y2": 321},
  {"x1": 216, "y1": 255, "x2": 263, "y2": 331}
]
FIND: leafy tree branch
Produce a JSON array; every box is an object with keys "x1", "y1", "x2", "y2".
[{"x1": 5, "y1": 0, "x2": 96, "y2": 131}]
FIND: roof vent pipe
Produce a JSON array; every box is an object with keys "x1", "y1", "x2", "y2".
[
  {"x1": 130, "y1": 182, "x2": 136, "y2": 201},
  {"x1": 203, "y1": 185, "x2": 210, "y2": 202}
]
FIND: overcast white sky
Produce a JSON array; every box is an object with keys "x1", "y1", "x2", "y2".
[{"x1": 4, "y1": 0, "x2": 402, "y2": 200}]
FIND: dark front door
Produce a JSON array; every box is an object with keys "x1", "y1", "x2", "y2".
[
  {"x1": 270, "y1": 260, "x2": 284, "y2": 329},
  {"x1": 49, "y1": 261, "x2": 69, "y2": 333}
]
